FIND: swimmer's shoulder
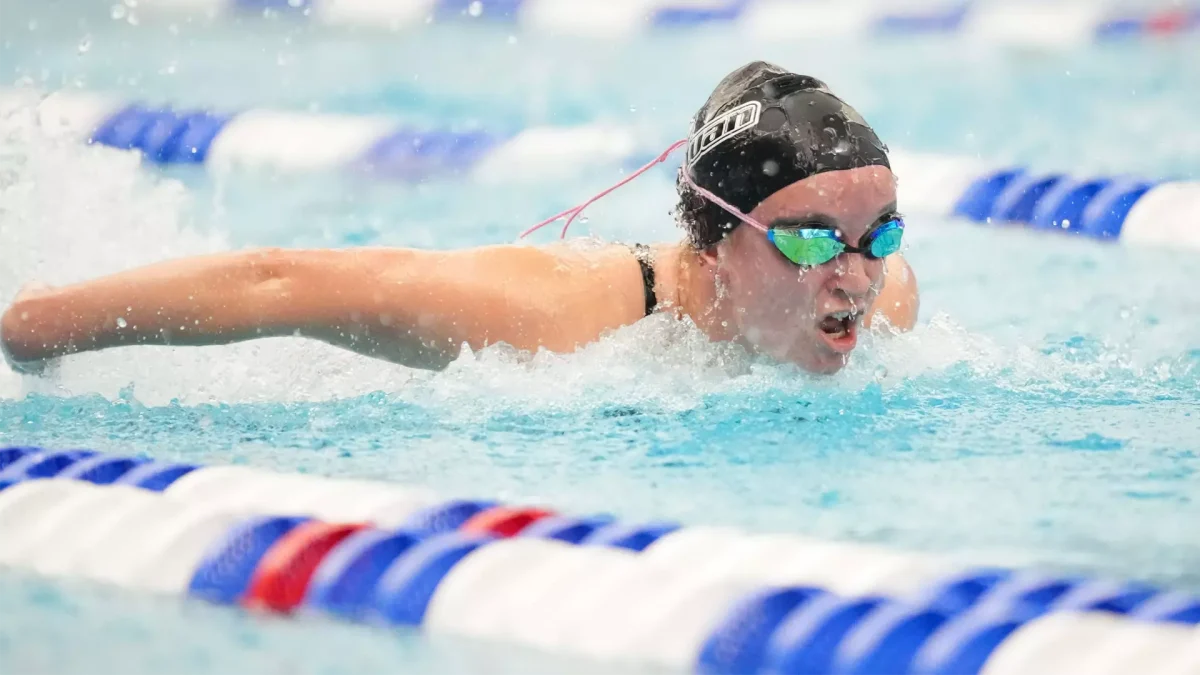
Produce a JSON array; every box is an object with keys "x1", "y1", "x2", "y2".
[{"x1": 869, "y1": 253, "x2": 918, "y2": 331}]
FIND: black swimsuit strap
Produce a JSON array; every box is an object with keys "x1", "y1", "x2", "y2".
[{"x1": 630, "y1": 244, "x2": 658, "y2": 317}]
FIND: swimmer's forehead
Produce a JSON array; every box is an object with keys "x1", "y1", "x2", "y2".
[{"x1": 755, "y1": 169, "x2": 899, "y2": 232}]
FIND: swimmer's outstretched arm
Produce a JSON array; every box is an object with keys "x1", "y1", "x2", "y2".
[{"x1": 0, "y1": 246, "x2": 645, "y2": 372}]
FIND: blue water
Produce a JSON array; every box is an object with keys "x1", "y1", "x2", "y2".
[{"x1": 2, "y1": 3, "x2": 1200, "y2": 673}]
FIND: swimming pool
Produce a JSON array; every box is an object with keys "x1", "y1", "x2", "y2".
[{"x1": 2, "y1": 2, "x2": 1200, "y2": 673}]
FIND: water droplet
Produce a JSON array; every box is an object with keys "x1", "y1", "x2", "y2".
[
  {"x1": 77, "y1": 36, "x2": 92, "y2": 53},
  {"x1": 288, "y1": 0, "x2": 303, "y2": 6},
  {"x1": 111, "y1": 4, "x2": 127, "y2": 19},
  {"x1": 874, "y1": 365, "x2": 888, "y2": 381},
  {"x1": 467, "y1": 0, "x2": 483, "y2": 17},
  {"x1": 629, "y1": 105, "x2": 637, "y2": 113},
  {"x1": 761, "y1": 159, "x2": 779, "y2": 176},
  {"x1": 116, "y1": 317, "x2": 127, "y2": 328},
  {"x1": 127, "y1": 12, "x2": 140, "y2": 25}
]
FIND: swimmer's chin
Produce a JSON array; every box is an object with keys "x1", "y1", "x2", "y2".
[{"x1": 795, "y1": 353, "x2": 850, "y2": 376}]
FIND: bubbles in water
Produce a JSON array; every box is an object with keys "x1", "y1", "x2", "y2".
[
  {"x1": 116, "y1": 318, "x2": 127, "y2": 328},
  {"x1": 762, "y1": 160, "x2": 779, "y2": 176},
  {"x1": 110, "y1": 4, "x2": 127, "y2": 19},
  {"x1": 467, "y1": 1, "x2": 483, "y2": 17},
  {"x1": 0, "y1": 102, "x2": 225, "y2": 402},
  {"x1": 77, "y1": 36, "x2": 92, "y2": 54}
]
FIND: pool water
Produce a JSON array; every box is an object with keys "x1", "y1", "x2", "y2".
[{"x1": 2, "y1": 3, "x2": 1200, "y2": 673}]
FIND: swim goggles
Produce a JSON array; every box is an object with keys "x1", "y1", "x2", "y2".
[
  {"x1": 765, "y1": 219, "x2": 904, "y2": 267},
  {"x1": 519, "y1": 139, "x2": 904, "y2": 268}
]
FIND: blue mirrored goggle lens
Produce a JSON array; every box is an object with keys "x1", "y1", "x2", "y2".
[{"x1": 868, "y1": 220, "x2": 904, "y2": 258}]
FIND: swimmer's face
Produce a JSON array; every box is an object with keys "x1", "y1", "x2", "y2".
[{"x1": 709, "y1": 166, "x2": 897, "y2": 373}]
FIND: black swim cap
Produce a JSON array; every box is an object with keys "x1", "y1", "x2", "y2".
[{"x1": 677, "y1": 61, "x2": 890, "y2": 249}]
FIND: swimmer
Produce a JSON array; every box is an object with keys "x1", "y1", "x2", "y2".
[{"x1": 1, "y1": 62, "x2": 918, "y2": 376}]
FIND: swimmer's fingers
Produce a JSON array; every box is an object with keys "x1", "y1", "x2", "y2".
[
  {"x1": 2, "y1": 283, "x2": 55, "y2": 375},
  {"x1": 5, "y1": 355, "x2": 54, "y2": 376},
  {"x1": 1, "y1": 331, "x2": 53, "y2": 376}
]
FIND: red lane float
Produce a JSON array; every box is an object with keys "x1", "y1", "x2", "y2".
[
  {"x1": 460, "y1": 506, "x2": 556, "y2": 537},
  {"x1": 244, "y1": 521, "x2": 369, "y2": 612}
]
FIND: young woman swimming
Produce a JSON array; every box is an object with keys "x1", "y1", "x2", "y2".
[{"x1": 1, "y1": 61, "x2": 917, "y2": 376}]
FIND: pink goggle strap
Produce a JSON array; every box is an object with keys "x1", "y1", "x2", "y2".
[
  {"x1": 518, "y1": 138, "x2": 772, "y2": 240},
  {"x1": 519, "y1": 139, "x2": 687, "y2": 239}
]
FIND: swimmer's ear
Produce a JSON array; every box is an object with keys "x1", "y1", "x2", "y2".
[{"x1": 697, "y1": 244, "x2": 721, "y2": 267}]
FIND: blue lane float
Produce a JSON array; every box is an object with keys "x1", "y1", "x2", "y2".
[
  {"x1": 303, "y1": 528, "x2": 428, "y2": 620},
  {"x1": 1, "y1": 445, "x2": 1199, "y2": 675}
]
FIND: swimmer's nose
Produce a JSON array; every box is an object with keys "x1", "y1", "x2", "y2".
[{"x1": 830, "y1": 252, "x2": 875, "y2": 300}]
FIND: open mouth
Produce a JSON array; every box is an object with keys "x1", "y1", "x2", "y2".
[
  {"x1": 819, "y1": 310, "x2": 860, "y2": 338},
  {"x1": 817, "y1": 309, "x2": 861, "y2": 352}
]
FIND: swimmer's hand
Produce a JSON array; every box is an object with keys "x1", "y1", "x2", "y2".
[{"x1": 2, "y1": 282, "x2": 56, "y2": 375}]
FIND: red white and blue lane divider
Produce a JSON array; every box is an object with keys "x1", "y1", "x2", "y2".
[
  {"x1": 133, "y1": 0, "x2": 1200, "y2": 48},
  {"x1": 2, "y1": 446, "x2": 1199, "y2": 674},
  {"x1": 5, "y1": 89, "x2": 1200, "y2": 249}
]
